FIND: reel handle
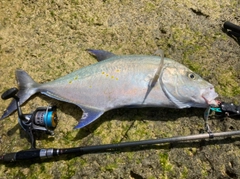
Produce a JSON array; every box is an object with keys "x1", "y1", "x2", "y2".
[{"x1": 1, "y1": 88, "x2": 19, "y2": 100}]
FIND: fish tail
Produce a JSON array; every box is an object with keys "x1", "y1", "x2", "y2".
[{"x1": 0, "y1": 69, "x2": 40, "y2": 120}]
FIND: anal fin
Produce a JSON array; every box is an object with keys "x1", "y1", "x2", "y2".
[
  {"x1": 74, "y1": 106, "x2": 104, "y2": 129},
  {"x1": 42, "y1": 91, "x2": 105, "y2": 129}
]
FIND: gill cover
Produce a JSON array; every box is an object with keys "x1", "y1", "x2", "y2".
[{"x1": 160, "y1": 65, "x2": 192, "y2": 108}]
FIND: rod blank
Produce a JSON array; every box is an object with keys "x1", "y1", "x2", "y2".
[{"x1": 1, "y1": 130, "x2": 240, "y2": 162}]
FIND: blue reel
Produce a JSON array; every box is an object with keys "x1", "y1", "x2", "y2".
[
  {"x1": 2, "y1": 87, "x2": 58, "y2": 148},
  {"x1": 34, "y1": 107, "x2": 58, "y2": 129}
]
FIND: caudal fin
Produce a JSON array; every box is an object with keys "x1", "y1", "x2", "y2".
[{"x1": 0, "y1": 69, "x2": 40, "y2": 120}]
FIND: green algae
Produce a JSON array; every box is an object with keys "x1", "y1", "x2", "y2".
[
  {"x1": 215, "y1": 70, "x2": 240, "y2": 98},
  {"x1": 180, "y1": 166, "x2": 189, "y2": 179},
  {"x1": 159, "y1": 152, "x2": 173, "y2": 173},
  {"x1": 102, "y1": 162, "x2": 118, "y2": 172}
]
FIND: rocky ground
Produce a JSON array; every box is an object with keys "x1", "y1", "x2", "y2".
[{"x1": 0, "y1": 0, "x2": 240, "y2": 178}]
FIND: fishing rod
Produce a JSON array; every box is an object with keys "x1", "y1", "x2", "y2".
[
  {"x1": 1, "y1": 130, "x2": 240, "y2": 162},
  {"x1": 0, "y1": 87, "x2": 239, "y2": 162}
]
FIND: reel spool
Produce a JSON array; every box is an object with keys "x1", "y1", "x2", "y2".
[{"x1": 35, "y1": 108, "x2": 57, "y2": 128}]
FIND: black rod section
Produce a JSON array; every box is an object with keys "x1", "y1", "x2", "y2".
[
  {"x1": 1, "y1": 130, "x2": 240, "y2": 162},
  {"x1": 224, "y1": 21, "x2": 240, "y2": 34},
  {"x1": 62, "y1": 130, "x2": 240, "y2": 154}
]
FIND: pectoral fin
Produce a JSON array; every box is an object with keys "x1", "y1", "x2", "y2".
[
  {"x1": 142, "y1": 50, "x2": 165, "y2": 103},
  {"x1": 74, "y1": 106, "x2": 104, "y2": 129},
  {"x1": 150, "y1": 49, "x2": 165, "y2": 87}
]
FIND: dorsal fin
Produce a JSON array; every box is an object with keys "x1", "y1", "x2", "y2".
[
  {"x1": 150, "y1": 49, "x2": 165, "y2": 87},
  {"x1": 86, "y1": 49, "x2": 116, "y2": 61}
]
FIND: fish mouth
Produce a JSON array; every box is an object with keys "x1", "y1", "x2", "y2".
[
  {"x1": 202, "y1": 95, "x2": 219, "y2": 107},
  {"x1": 201, "y1": 87, "x2": 219, "y2": 107}
]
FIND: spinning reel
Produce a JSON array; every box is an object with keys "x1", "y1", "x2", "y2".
[{"x1": 1, "y1": 88, "x2": 58, "y2": 149}]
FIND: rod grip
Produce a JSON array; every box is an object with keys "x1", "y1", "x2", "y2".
[
  {"x1": 0, "y1": 149, "x2": 41, "y2": 162},
  {"x1": 224, "y1": 21, "x2": 240, "y2": 34}
]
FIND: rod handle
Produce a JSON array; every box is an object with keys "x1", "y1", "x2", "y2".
[
  {"x1": 0, "y1": 148, "x2": 58, "y2": 162},
  {"x1": 223, "y1": 21, "x2": 240, "y2": 34}
]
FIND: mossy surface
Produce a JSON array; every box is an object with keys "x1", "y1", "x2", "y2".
[{"x1": 0, "y1": 0, "x2": 240, "y2": 178}]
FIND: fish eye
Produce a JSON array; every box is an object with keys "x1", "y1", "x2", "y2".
[{"x1": 188, "y1": 73, "x2": 196, "y2": 79}]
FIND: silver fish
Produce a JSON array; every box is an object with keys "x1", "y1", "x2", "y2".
[{"x1": 1, "y1": 49, "x2": 218, "y2": 129}]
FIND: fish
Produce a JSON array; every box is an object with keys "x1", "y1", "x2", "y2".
[{"x1": 0, "y1": 49, "x2": 218, "y2": 129}]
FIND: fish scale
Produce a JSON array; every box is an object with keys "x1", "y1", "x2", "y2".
[{"x1": 43, "y1": 56, "x2": 166, "y2": 107}]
